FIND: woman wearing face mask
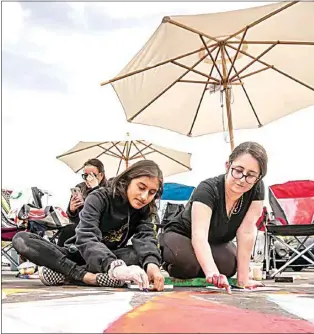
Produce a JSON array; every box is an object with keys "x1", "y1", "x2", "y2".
[
  {"x1": 57, "y1": 159, "x2": 107, "y2": 247},
  {"x1": 12, "y1": 160, "x2": 164, "y2": 291},
  {"x1": 161, "y1": 142, "x2": 268, "y2": 293}
]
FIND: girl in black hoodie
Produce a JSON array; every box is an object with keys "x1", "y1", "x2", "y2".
[{"x1": 13, "y1": 160, "x2": 164, "y2": 291}]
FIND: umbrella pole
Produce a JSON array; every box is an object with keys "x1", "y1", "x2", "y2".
[
  {"x1": 225, "y1": 87, "x2": 235, "y2": 151},
  {"x1": 221, "y1": 45, "x2": 235, "y2": 152},
  {"x1": 125, "y1": 139, "x2": 130, "y2": 169}
]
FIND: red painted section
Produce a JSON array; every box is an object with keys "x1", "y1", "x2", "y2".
[{"x1": 105, "y1": 292, "x2": 314, "y2": 333}]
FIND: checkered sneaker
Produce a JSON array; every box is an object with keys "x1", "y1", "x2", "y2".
[
  {"x1": 38, "y1": 266, "x2": 65, "y2": 286},
  {"x1": 96, "y1": 273, "x2": 125, "y2": 287}
]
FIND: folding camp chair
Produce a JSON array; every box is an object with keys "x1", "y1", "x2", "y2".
[
  {"x1": 1, "y1": 189, "x2": 12, "y2": 214},
  {"x1": 265, "y1": 180, "x2": 314, "y2": 278},
  {"x1": 15, "y1": 204, "x2": 70, "y2": 244},
  {"x1": 157, "y1": 182, "x2": 195, "y2": 233},
  {"x1": 1, "y1": 208, "x2": 27, "y2": 268}
]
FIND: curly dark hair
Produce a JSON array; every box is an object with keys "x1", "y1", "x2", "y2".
[{"x1": 111, "y1": 160, "x2": 163, "y2": 214}]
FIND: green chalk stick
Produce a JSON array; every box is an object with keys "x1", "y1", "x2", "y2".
[{"x1": 164, "y1": 277, "x2": 237, "y2": 287}]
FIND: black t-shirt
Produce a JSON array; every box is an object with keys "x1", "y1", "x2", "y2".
[{"x1": 164, "y1": 174, "x2": 265, "y2": 244}]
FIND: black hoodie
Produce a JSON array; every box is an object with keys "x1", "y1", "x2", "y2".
[{"x1": 65, "y1": 187, "x2": 161, "y2": 273}]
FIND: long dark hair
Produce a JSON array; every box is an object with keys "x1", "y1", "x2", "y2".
[
  {"x1": 111, "y1": 160, "x2": 163, "y2": 214},
  {"x1": 229, "y1": 141, "x2": 268, "y2": 179}
]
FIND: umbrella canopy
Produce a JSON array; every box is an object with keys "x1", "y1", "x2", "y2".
[
  {"x1": 57, "y1": 137, "x2": 192, "y2": 178},
  {"x1": 101, "y1": 2, "x2": 314, "y2": 150}
]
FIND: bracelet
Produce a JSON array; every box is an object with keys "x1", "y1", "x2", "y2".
[{"x1": 108, "y1": 259, "x2": 126, "y2": 279}]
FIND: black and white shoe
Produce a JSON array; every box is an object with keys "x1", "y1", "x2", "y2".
[
  {"x1": 38, "y1": 266, "x2": 65, "y2": 286},
  {"x1": 95, "y1": 273, "x2": 125, "y2": 288}
]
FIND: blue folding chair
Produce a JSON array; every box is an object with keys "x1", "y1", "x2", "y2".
[{"x1": 157, "y1": 182, "x2": 195, "y2": 232}]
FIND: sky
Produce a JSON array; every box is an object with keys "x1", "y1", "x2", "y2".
[{"x1": 2, "y1": 2, "x2": 314, "y2": 209}]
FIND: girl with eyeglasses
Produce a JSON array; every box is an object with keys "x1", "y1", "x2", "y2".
[
  {"x1": 12, "y1": 160, "x2": 164, "y2": 291},
  {"x1": 161, "y1": 142, "x2": 268, "y2": 293}
]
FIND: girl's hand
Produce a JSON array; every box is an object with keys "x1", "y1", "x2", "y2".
[
  {"x1": 111, "y1": 264, "x2": 149, "y2": 291},
  {"x1": 69, "y1": 196, "x2": 84, "y2": 213},
  {"x1": 86, "y1": 173, "x2": 99, "y2": 188},
  {"x1": 146, "y1": 263, "x2": 164, "y2": 291},
  {"x1": 237, "y1": 279, "x2": 265, "y2": 289},
  {"x1": 206, "y1": 272, "x2": 232, "y2": 294}
]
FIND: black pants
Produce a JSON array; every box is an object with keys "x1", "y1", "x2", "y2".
[
  {"x1": 12, "y1": 231, "x2": 140, "y2": 282},
  {"x1": 57, "y1": 224, "x2": 76, "y2": 247},
  {"x1": 161, "y1": 232, "x2": 237, "y2": 279}
]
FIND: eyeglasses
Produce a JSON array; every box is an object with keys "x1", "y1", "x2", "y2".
[
  {"x1": 81, "y1": 173, "x2": 99, "y2": 181},
  {"x1": 230, "y1": 168, "x2": 259, "y2": 185}
]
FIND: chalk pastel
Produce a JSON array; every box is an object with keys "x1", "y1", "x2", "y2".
[{"x1": 128, "y1": 283, "x2": 173, "y2": 291}]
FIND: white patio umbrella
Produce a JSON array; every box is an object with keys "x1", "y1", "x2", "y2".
[
  {"x1": 100, "y1": 2, "x2": 314, "y2": 150},
  {"x1": 56, "y1": 134, "x2": 192, "y2": 178}
]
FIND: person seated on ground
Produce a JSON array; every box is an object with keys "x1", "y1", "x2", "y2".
[
  {"x1": 13, "y1": 160, "x2": 165, "y2": 291},
  {"x1": 57, "y1": 158, "x2": 107, "y2": 247},
  {"x1": 160, "y1": 141, "x2": 268, "y2": 293}
]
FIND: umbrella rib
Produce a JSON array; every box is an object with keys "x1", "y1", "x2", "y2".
[
  {"x1": 99, "y1": 143, "x2": 124, "y2": 159},
  {"x1": 227, "y1": 27, "x2": 248, "y2": 79},
  {"x1": 109, "y1": 141, "x2": 126, "y2": 158},
  {"x1": 226, "y1": 43, "x2": 314, "y2": 92},
  {"x1": 73, "y1": 143, "x2": 123, "y2": 173},
  {"x1": 128, "y1": 46, "x2": 218, "y2": 122},
  {"x1": 172, "y1": 60, "x2": 220, "y2": 82},
  {"x1": 97, "y1": 150, "x2": 121, "y2": 160},
  {"x1": 224, "y1": 2, "x2": 298, "y2": 43},
  {"x1": 166, "y1": 17, "x2": 220, "y2": 43},
  {"x1": 199, "y1": 35, "x2": 223, "y2": 80},
  {"x1": 132, "y1": 150, "x2": 157, "y2": 161},
  {"x1": 231, "y1": 66, "x2": 271, "y2": 83},
  {"x1": 56, "y1": 142, "x2": 109, "y2": 158},
  {"x1": 100, "y1": 42, "x2": 218, "y2": 87},
  {"x1": 137, "y1": 140, "x2": 191, "y2": 170},
  {"x1": 228, "y1": 40, "x2": 314, "y2": 46},
  {"x1": 130, "y1": 141, "x2": 150, "y2": 160},
  {"x1": 179, "y1": 80, "x2": 219, "y2": 84},
  {"x1": 129, "y1": 141, "x2": 153, "y2": 160},
  {"x1": 188, "y1": 47, "x2": 221, "y2": 136},
  {"x1": 116, "y1": 158, "x2": 123, "y2": 176},
  {"x1": 229, "y1": 42, "x2": 278, "y2": 82},
  {"x1": 224, "y1": 47, "x2": 262, "y2": 127},
  {"x1": 131, "y1": 151, "x2": 155, "y2": 160},
  {"x1": 116, "y1": 143, "x2": 127, "y2": 175}
]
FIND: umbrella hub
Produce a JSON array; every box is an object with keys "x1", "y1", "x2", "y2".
[{"x1": 199, "y1": 35, "x2": 248, "y2": 69}]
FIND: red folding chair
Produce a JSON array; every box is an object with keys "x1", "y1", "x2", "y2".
[{"x1": 265, "y1": 180, "x2": 314, "y2": 277}]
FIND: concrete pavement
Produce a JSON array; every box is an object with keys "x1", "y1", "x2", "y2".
[{"x1": 2, "y1": 270, "x2": 314, "y2": 333}]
